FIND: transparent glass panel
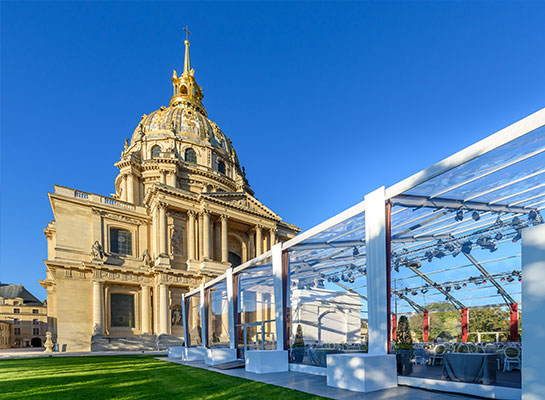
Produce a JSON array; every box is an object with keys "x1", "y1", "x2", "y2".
[
  {"x1": 186, "y1": 294, "x2": 202, "y2": 347},
  {"x1": 208, "y1": 281, "x2": 229, "y2": 348},
  {"x1": 287, "y1": 211, "x2": 368, "y2": 368},
  {"x1": 237, "y1": 258, "x2": 276, "y2": 355}
]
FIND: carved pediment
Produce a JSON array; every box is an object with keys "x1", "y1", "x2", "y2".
[{"x1": 203, "y1": 192, "x2": 280, "y2": 220}]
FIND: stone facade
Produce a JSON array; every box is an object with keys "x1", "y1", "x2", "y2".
[
  {"x1": 0, "y1": 321, "x2": 10, "y2": 349},
  {"x1": 0, "y1": 284, "x2": 47, "y2": 348},
  {"x1": 39, "y1": 38, "x2": 300, "y2": 352}
]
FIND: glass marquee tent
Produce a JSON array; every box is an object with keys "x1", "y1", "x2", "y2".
[{"x1": 174, "y1": 107, "x2": 545, "y2": 399}]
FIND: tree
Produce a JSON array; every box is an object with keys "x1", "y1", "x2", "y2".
[{"x1": 397, "y1": 316, "x2": 412, "y2": 345}]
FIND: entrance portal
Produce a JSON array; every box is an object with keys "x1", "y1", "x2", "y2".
[{"x1": 31, "y1": 337, "x2": 42, "y2": 347}]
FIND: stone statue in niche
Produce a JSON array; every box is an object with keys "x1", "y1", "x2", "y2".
[
  {"x1": 141, "y1": 249, "x2": 152, "y2": 267},
  {"x1": 91, "y1": 241, "x2": 105, "y2": 260},
  {"x1": 170, "y1": 227, "x2": 184, "y2": 255},
  {"x1": 171, "y1": 307, "x2": 182, "y2": 326}
]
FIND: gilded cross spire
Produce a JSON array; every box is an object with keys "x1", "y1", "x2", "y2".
[
  {"x1": 169, "y1": 27, "x2": 206, "y2": 115},
  {"x1": 183, "y1": 26, "x2": 192, "y2": 75}
]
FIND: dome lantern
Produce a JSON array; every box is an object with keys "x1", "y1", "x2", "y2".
[{"x1": 169, "y1": 33, "x2": 206, "y2": 115}]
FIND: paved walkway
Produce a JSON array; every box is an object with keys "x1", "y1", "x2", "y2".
[
  {"x1": 160, "y1": 358, "x2": 478, "y2": 400},
  {"x1": 0, "y1": 348, "x2": 166, "y2": 359}
]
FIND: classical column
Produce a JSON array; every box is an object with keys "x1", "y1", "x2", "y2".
[
  {"x1": 92, "y1": 280, "x2": 104, "y2": 335},
  {"x1": 159, "y1": 203, "x2": 168, "y2": 256},
  {"x1": 249, "y1": 230, "x2": 255, "y2": 259},
  {"x1": 203, "y1": 211, "x2": 211, "y2": 260},
  {"x1": 255, "y1": 225, "x2": 263, "y2": 256},
  {"x1": 269, "y1": 228, "x2": 277, "y2": 248},
  {"x1": 160, "y1": 170, "x2": 166, "y2": 185},
  {"x1": 187, "y1": 211, "x2": 196, "y2": 260},
  {"x1": 141, "y1": 285, "x2": 151, "y2": 334},
  {"x1": 159, "y1": 284, "x2": 169, "y2": 335},
  {"x1": 127, "y1": 173, "x2": 135, "y2": 203},
  {"x1": 198, "y1": 213, "x2": 203, "y2": 261},
  {"x1": 221, "y1": 215, "x2": 228, "y2": 263},
  {"x1": 121, "y1": 175, "x2": 128, "y2": 202}
]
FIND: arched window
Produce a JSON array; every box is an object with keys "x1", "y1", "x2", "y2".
[
  {"x1": 151, "y1": 145, "x2": 161, "y2": 158},
  {"x1": 110, "y1": 228, "x2": 132, "y2": 256},
  {"x1": 217, "y1": 161, "x2": 226, "y2": 175},
  {"x1": 180, "y1": 85, "x2": 188, "y2": 95},
  {"x1": 185, "y1": 148, "x2": 197, "y2": 163}
]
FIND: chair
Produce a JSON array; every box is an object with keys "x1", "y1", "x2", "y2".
[
  {"x1": 429, "y1": 344, "x2": 446, "y2": 366},
  {"x1": 456, "y1": 343, "x2": 469, "y2": 353},
  {"x1": 503, "y1": 346, "x2": 521, "y2": 372}
]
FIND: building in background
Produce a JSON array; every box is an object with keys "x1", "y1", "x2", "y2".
[
  {"x1": 39, "y1": 38, "x2": 299, "y2": 352},
  {"x1": 0, "y1": 283, "x2": 47, "y2": 348}
]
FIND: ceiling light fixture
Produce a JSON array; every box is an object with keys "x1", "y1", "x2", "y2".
[{"x1": 455, "y1": 210, "x2": 464, "y2": 222}]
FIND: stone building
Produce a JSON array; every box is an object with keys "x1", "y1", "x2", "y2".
[
  {"x1": 39, "y1": 38, "x2": 300, "y2": 352},
  {"x1": 0, "y1": 283, "x2": 48, "y2": 348}
]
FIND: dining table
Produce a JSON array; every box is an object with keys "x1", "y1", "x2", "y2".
[{"x1": 442, "y1": 353, "x2": 497, "y2": 385}]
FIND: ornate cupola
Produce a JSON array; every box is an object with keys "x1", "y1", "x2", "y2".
[
  {"x1": 169, "y1": 38, "x2": 206, "y2": 116},
  {"x1": 114, "y1": 31, "x2": 253, "y2": 205}
]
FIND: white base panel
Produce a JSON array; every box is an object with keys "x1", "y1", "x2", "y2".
[
  {"x1": 182, "y1": 347, "x2": 206, "y2": 361},
  {"x1": 168, "y1": 346, "x2": 184, "y2": 359},
  {"x1": 326, "y1": 354, "x2": 397, "y2": 393},
  {"x1": 289, "y1": 363, "x2": 327, "y2": 376},
  {"x1": 245, "y1": 350, "x2": 288, "y2": 374},
  {"x1": 398, "y1": 376, "x2": 521, "y2": 400},
  {"x1": 205, "y1": 348, "x2": 237, "y2": 365}
]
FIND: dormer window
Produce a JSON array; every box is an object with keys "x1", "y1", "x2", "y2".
[
  {"x1": 185, "y1": 148, "x2": 197, "y2": 163},
  {"x1": 151, "y1": 145, "x2": 161, "y2": 158},
  {"x1": 217, "y1": 161, "x2": 226, "y2": 175}
]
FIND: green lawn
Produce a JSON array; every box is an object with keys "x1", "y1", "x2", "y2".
[{"x1": 0, "y1": 355, "x2": 326, "y2": 400}]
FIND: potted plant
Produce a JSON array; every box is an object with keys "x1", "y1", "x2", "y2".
[
  {"x1": 291, "y1": 324, "x2": 305, "y2": 363},
  {"x1": 395, "y1": 316, "x2": 414, "y2": 376}
]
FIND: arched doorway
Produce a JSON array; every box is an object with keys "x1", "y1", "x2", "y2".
[
  {"x1": 31, "y1": 337, "x2": 42, "y2": 347},
  {"x1": 228, "y1": 251, "x2": 242, "y2": 268}
]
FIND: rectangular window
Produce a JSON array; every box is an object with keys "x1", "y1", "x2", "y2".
[
  {"x1": 13, "y1": 308, "x2": 20, "y2": 314},
  {"x1": 14, "y1": 319, "x2": 21, "y2": 325},
  {"x1": 14, "y1": 328, "x2": 21, "y2": 335},
  {"x1": 33, "y1": 328, "x2": 40, "y2": 335},
  {"x1": 32, "y1": 309, "x2": 39, "y2": 314},
  {"x1": 110, "y1": 228, "x2": 132, "y2": 256},
  {"x1": 110, "y1": 293, "x2": 135, "y2": 328}
]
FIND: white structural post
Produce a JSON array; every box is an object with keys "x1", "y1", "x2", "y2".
[
  {"x1": 199, "y1": 283, "x2": 207, "y2": 348},
  {"x1": 181, "y1": 294, "x2": 189, "y2": 347},
  {"x1": 226, "y1": 268, "x2": 236, "y2": 349},
  {"x1": 272, "y1": 243, "x2": 285, "y2": 351},
  {"x1": 522, "y1": 223, "x2": 545, "y2": 400},
  {"x1": 364, "y1": 187, "x2": 389, "y2": 355}
]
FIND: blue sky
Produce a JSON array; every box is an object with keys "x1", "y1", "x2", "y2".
[{"x1": 2, "y1": 2, "x2": 545, "y2": 300}]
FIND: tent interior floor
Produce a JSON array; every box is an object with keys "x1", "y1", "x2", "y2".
[{"x1": 404, "y1": 364, "x2": 521, "y2": 388}]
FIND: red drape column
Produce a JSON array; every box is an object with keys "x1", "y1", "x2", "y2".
[
  {"x1": 391, "y1": 313, "x2": 397, "y2": 342},
  {"x1": 461, "y1": 308, "x2": 468, "y2": 343},
  {"x1": 423, "y1": 311, "x2": 429, "y2": 343},
  {"x1": 509, "y1": 303, "x2": 519, "y2": 342}
]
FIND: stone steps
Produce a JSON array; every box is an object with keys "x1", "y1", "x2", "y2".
[{"x1": 91, "y1": 334, "x2": 183, "y2": 352}]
